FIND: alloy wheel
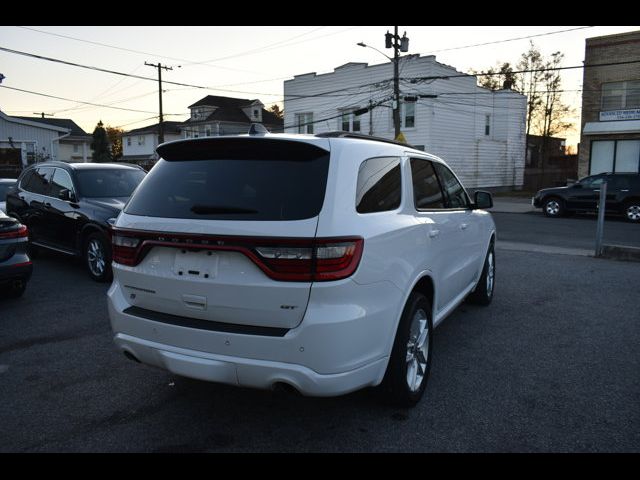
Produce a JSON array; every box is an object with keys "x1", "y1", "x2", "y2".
[{"x1": 406, "y1": 309, "x2": 429, "y2": 392}]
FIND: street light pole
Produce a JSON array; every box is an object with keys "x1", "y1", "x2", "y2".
[
  {"x1": 358, "y1": 27, "x2": 409, "y2": 141},
  {"x1": 392, "y1": 26, "x2": 401, "y2": 139}
]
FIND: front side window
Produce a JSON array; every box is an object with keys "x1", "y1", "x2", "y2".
[
  {"x1": 50, "y1": 169, "x2": 75, "y2": 199},
  {"x1": 295, "y1": 113, "x2": 314, "y2": 134},
  {"x1": 23, "y1": 167, "x2": 54, "y2": 196},
  {"x1": 579, "y1": 175, "x2": 605, "y2": 189},
  {"x1": 410, "y1": 158, "x2": 445, "y2": 210},
  {"x1": 356, "y1": 157, "x2": 401, "y2": 214},
  {"x1": 433, "y1": 163, "x2": 469, "y2": 208}
]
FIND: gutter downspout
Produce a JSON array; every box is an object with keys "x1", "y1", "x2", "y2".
[{"x1": 51, "y1": 131, "x2": 71, "y2": 162}]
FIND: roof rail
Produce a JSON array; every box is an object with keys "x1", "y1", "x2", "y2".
[{"x1": 315, "y1": 131, "x2": 412, "y2": 148}]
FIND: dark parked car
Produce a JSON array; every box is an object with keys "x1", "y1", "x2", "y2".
[
  {"x1": 0, "y1": 178, "x2": 17, "y2": 213},
  {"x1": 532, "y1": 172, "x2": 640, "y2": 222},
  {"x1": 0, "y1": 210, "x2": 32, "y2": 298},
  {"x1": 5, "y1": 162, "x2": 146, "y2": 281}
]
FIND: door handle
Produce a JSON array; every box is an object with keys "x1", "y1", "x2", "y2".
[
  {"x1": 429, "y1": 229, "x2": 440, "y2": 238},
  {"x1": 593, "y1": 189, "x2": 600, "y2": 192},
  {"x1": 460, "y1": 223, "x2": 468, "y2": 230},
  {"x1": 621, "y1": 189, "x2": 629, "y2": 192}
]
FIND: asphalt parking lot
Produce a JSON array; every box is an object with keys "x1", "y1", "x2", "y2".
[{"x1": 1, "y1": 244, "x2": 639, "y2": 452}]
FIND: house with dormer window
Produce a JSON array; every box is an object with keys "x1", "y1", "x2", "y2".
[{"x1": 181, "y1": 95, "x2": 283, "y2": 138}]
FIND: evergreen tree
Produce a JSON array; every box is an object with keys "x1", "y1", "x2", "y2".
[{"x1": 91, "y1": 120, "x2": 112, "y2": 163}]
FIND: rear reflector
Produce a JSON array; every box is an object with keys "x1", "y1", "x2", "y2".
[{"x1": 111, "y1": 228, "x2": 363, "y2": 282}]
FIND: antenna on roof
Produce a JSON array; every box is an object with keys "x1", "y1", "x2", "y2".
[
  {"x1": 248, "y1": 123, "x2": 269, "y2": 135},
  {"x1": 33, "y1": 112, "x2": 54, "y2": 119}
]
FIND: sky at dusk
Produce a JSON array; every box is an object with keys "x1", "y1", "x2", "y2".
[{"x1": 1, "y1": 25, "x2": 639, "y2": 147}]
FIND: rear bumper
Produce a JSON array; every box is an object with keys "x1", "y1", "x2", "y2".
[
  {"x1": 108, "y1": 276, "x2": 404, "y2": 396},
  {"x1": 113, "y1": 332, "x2": 387, "y2": 396},
  {"x1": 0, "y1": 256, "x2": 32, "y2": 284}
]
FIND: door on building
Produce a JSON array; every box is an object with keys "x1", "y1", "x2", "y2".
[{"x1": 0, "y1": 147, "x2": 22, "y2": 178}]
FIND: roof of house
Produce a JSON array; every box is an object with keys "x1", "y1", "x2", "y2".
[
  {"x1": 185, "y1": 95, "x2": 283, "y2": 127},
  {"x1": 125, "y1": 121, "x2": 183, "y2": 135},
  {"x1": 188, "y1": 95, "x2": 260, "y2": 109},
  {"x1": 14, "y1": 117, "x2": 89, "y2": 136},
  {"x1": 0, "y1": 111, "x2": 70, "y2": 133}
]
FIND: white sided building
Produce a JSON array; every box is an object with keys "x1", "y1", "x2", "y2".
[{"x1": 284, "y1": 54, "x2": 527, "y2": 190}]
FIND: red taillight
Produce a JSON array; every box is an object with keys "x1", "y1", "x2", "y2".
[
  {"x1": 254, "y1": 238, "x2": 363, "y2": 281},
  {"x1": 0, "y1": 224, "x2": 28, "y2": 239},
  {"x1": 111, "y1": 234, "x2": 141, "y2": 266},
  {"x1": 110, "y1": 228, "x2": 363, "y2": 282}
]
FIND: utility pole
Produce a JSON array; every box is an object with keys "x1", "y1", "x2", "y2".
[
  {"x1": 385, "y1": 27, "x2": 409, "y2": 140},
  {"x1": 145, "y1": 61, "x2": 173, "y2": 145}
]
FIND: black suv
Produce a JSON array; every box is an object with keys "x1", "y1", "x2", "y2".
[
  {"x1": 532, "y1": 173, "x2": 640, "y2": 222},
  {"x1": 5, "y1": 162, "x2": 146, "y2": 281}
]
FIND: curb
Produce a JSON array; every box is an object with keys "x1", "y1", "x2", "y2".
[{"x1": 599, "y1": 244, "x2": 640, "y2": 262}]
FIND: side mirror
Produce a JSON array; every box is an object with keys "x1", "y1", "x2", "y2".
[
  {"x1": 474, "y1": 190, "x2": 493, "y2": 209},
  {"x1": 58, "y1": 188, "x2": 76, "y2": 202}
]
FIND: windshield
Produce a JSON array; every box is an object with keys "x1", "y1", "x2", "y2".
[
  {"x1": 75, "y1": 169, "x2": 145, "y2": 198},
  {"x1": 0, "y1": 183, "x2": 15, "y2": 200}
]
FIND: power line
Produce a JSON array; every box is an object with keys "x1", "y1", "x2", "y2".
[
  {"x1": 14, "y1": 25, "x2": 263, "y2": 74},
  {"x1": 424, "y1": 26, "x2": 594, "y2": 54},
  {"x1": 0, "y1": 84, "x2": 184, "y2": 115}
]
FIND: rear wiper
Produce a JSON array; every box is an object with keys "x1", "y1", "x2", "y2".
[{"x1": 190, "y1": 204, "x2": 259, "y2": 215}]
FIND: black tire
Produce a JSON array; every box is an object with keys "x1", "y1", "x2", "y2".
[
  {"x1": 84, "y1": 232, "x2": 112, "y2": 282},
  {"x1": 543, "y1": 197, "x2": 565, "y2": 218},
  {"x1": 2, "y1": 280, "x2": 27, "y2": 299},
  {"x1": 468, "y1": 243, "x2": 495, "y2": 306},
  {"x1": 379, "y1": 292, "x2": 433, "y2": 408},
  {"x1": 624, "y1": 200, "x2": 640, "y2": 223}
]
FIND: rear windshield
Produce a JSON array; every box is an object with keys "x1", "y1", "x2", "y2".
[
  {"x1": 75, "y1": 169, "x2": 146, "y2": 198},
  {"x1": 125, "y1": 141, "x2": 330, "y2": 221}
]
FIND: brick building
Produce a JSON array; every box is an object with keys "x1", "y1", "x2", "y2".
[{"x1": 578, "y1": 30, "x2": 640, "y2": 178}]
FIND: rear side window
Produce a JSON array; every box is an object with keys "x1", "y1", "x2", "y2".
[
  {"x1": 23, "y1": 167, "x2": 54, "y2": 195},
  {"x1": 125, "y1": 140, "x2": 330, "y2": 221},
  {"x1": 356, "y1": 156, "x2": 401, "y2": 214}
]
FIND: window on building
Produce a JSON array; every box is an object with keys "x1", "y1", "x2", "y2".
[
  {"x1": 601, "y1": 80, "x2": 640, "y2": 111},
  {"x1": 138, "y1": 136, "x2": 145, "y2": 146},
  {"x1": 590, "y1": 140, "x2": 640, "y2": 174},
  {"x1": 205, "y1": 127, "x2": 212, "y2": 137},
  {"x1": 339, "y1": 110, "x2": 361, "y2": 132},
  {"x1": 253, "y1": 109, "x2": 259, "y2": 118},
  {"x1": 127, "y1": 137, "x2": 131, "y2": 147},
  {"x1": 485, "y1": 114, "x2": 491, "y2": 136},
  {"x1": 403, "y1": 102, "x2": 416, "y2": 128},
  {"x1": 73, "y1": 144, "x2": 79, "y2": 153},
  {"x1": 295, "y1": 113, "x2": 314, "y2": 134},
  {"x1": 356, "y1": 157, "x2": 401, "y2": 213}
]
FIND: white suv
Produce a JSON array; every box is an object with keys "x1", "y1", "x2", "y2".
[{"x1": 107, "y1": 133, "x2": 496, "y2": 406}]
